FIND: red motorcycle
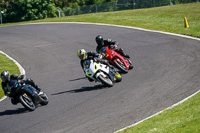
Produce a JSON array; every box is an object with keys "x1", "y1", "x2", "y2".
[{"x1": 99, "y1": 46, "x2": 133, "y2": 73}]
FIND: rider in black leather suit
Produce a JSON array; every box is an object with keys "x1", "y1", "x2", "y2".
[
  {"x1": 95, "y1": 35, "x2": 130, "y2": 58},
  {"x1": 1, "y1": 71, "x2": 41, "y2": 105}
]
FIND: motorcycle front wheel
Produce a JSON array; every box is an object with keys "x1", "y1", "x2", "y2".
[
  {"x1": 114, "y1": 59, "x2": 128, "y2": 73},
  {"x1": 39, "y1": 92, "x2": 49, "y2": 106},
  {"x1": 127, "y1": 58, "x2": 133, "y2": 70},
  {"x1": 98, "y1": 75, "x2": 113, "y2": 87},
  {"x1": 19, "y1": 93, "x2": 36, "y2": 111}
]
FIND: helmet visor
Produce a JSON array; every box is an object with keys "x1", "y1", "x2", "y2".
[
  {"x1": 96, "y1": 40, "x2": 103, "y2": 46},
  {"x1": 1, "y1": 76, "x2": 7, "y2": 82},
  {"x1": 79, "y1": 53, "x2": 86, "y2": 60}
]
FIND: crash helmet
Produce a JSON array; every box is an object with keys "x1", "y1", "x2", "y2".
[
  {"x1": 95, "y1": 35, "x2": 104, "y2": 46},
  {"x1": 1, "y1": 71, "x2": 10, "y2": 82},
  {"x1": 77, "y1": 49, "x2": 87, "y2": 60}
]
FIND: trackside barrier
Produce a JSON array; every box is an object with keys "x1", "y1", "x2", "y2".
[{"x1": 60, "y1": 0, "x2": 199, "y2": 17}]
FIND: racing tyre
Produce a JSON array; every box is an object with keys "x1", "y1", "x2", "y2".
[
  {"x1": 98, "y1": 75, "x2": 113, "y2": 87},
  {"x1": 39, "y1": 92, "x2": 49, "y2": 106},
  {"x1": 129, "y1": 64, "x2": 133, "y2": 70},
  {"x1": 19, "y1": 93, "x2": 36, "y2": 111},
  {"x1": 114, "y1": 59, "x2": 128, "y2": 73},
  {"x1": 127, "y1": 58, "x2": 133, "y2": 70}
]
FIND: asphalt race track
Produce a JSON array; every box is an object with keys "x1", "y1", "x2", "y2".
[{"x1": 0, "y1": 23, "x2": 200, "y2": 133}]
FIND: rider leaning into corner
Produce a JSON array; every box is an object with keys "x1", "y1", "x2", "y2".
[
  {"x1": 1, "y1": 70, "x2": 41, "y2": 105},
  {"x1": 95, "y1": 35, "x2": 130, "y2": 58},
  {"x1": 77, "y1": 49, "x2": 114, "y2": 82}
]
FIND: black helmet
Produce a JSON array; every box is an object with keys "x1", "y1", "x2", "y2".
[
  {"x1": 95, "y1": 35, "x2": 104, "y2": 46},
  {"x1": 1, "y1": 71, "x2": 10, "y2": 82}
]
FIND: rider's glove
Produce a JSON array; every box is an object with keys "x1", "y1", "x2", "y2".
[
  {"x1": 18, "y1": 75, "x2": 26, "y2": 80},
  {"x1": 98, "y1": 54, "x2": 102, "y2": 59},
  {"x1": 107, "y1": 39, "x2": 112, "y2": 42},
  {"x1": 113, "y1": 44, "x2": 118, "y2": 49}
]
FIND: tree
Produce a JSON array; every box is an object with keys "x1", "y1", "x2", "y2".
[{"x1": 0, "y1": 0, "x2": 57, "y2": 22}]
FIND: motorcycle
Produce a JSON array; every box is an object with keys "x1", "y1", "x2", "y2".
[
  {"x1": 83, "y1": 59, "x2": 122, "y2": 87},
  {"x1": 8, "y1": 80, "x2": 48, "y2": 111},
  {"x1": 99, "y1": 46, "x2": 133, "y2": 73}
]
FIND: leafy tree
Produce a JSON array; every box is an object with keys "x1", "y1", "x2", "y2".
[
  {"x1": 0, "y1": 0, "x2": 57, "y2": 22},
  {"x1": 0, "y1": 0, "x2": 198, "y2": 23}
]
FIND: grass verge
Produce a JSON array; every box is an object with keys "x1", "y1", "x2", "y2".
[
  {"x1": 118, "y1": 92, "x2": 200, "y2": 133},
  {"x1": 1, "y1": 3, "x2": 200, "y2": 37},
  {"x1": 0, "y1": 53, "x2": 20, "y2": 99}
]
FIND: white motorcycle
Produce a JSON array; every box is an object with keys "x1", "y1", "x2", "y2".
[{"x1": 83, "y1": 59, "x2": 122, "y2": 87}]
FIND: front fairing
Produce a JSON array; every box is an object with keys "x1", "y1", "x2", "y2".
[
  {"x1": 83, "y1": 59, "x2": 110, "y2": 80},
  {"x1": 102, "y1": 47, "x2": 130, "y2": 69},
  {"x1": 22, "y1": 85, "x2": 37, "y2": 96},
  {"x1": 83, "y1": 60, "x2": 96, "y2": 78},
  {"x1": 22, "y1": 85, "x2": 40, "y2": 105}
]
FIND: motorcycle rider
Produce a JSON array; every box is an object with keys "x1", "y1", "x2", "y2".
[
  {"x1": 77, "y1": 49, "x2": 113, "y2": 82},
  {"x1": 1, "y1": 70, "x2": 41, "y2": 105},
  {"x1": 95, "y1": 35, "x2": 130, "y2": 58}
]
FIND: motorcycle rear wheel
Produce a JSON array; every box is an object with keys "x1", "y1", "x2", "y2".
[
  {"x1": 114, "y1": 59, "x2": 128, "y2": 73},
  {"x1": 98, "y1": 75, "x2": 113, "y2": 87},
  {"x1": 19, "y1": 94, "x2": 36, "y2": 111}
]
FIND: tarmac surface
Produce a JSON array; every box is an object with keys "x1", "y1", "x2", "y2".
[{"x1": 0, "y1": 23, "x2": 200, "y2": 133}]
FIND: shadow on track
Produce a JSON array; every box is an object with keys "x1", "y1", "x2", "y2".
[
  {"x1": 0, "y1": 108, "x2": 28, "y2": 116},
  {"x1": 51, "y1": 84, "x2": 107, "y2": 95},
  {"x1": 69, "y1": 77, "x2": 87, "y2": 81}
]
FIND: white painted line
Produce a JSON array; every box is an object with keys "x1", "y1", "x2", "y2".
[
  {"x1": 0, "y1": 51, "x2": 25, "y2": 75},
  {"x1": 0, "y1": 96, "x2": 7, "y2": 102},
  {"x1": 0, "y1": 51, "x2": 25, "y2": 102}
]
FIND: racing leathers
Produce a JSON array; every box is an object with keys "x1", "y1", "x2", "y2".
[
  {"x1": 1, "y1": 74, "x2": 41, "y2": 104},
  {"x1": 96, "y1": 39, "x2": 130, "y2": 58}
]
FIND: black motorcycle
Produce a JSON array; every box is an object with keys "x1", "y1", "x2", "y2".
[{"x1": 8, "y1": 80, "x2": 48, "y2": 111}]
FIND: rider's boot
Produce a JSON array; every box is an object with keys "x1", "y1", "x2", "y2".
[
  {"x1": 124, "y1": 54, "x2": 130, "y2": 58},
  {"x1": 11, "y1": 98, "x2": 18, "y2": 105},
  {"x1": 116, "y1": 48, "x2": 130, "y2": 58},
  {"x1": 26, "y1": 78, "x2": 41, "y2": 92}
]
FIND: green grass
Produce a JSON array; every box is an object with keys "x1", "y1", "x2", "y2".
[
  {"x1": 1, "y1": 2, "x2": 200, "y2": 37},
  {"x1": 0, "y1": 53, "x2": 20, "y2": 98},
  {"x1": 118, "y1": 92, "x2": 200, "y2": 133},
  {"x1": 0, "y1": 2, "x2": 200, "y2": 133}
]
